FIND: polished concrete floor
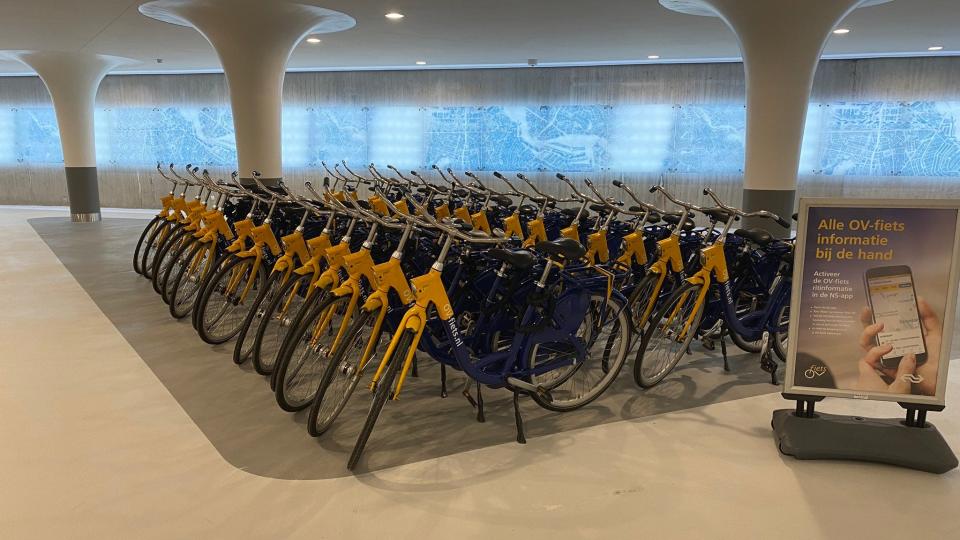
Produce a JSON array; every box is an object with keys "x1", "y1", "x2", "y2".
[{"x1": 2, "y1": 207, "x2": 960, "y2": 539}]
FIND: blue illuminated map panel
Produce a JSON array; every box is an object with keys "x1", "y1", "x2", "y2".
[{"x1": 2, "y1": 101, "x2": 959, "y2": 177}]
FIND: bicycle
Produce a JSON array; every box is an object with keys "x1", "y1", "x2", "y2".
[{"x1": 634, "y1": 187, "x2": 793, "y2": 387}]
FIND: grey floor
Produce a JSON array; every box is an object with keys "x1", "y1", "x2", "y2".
[{"x1": 31, "y1": 217, "x2": 781, "y2": 479}]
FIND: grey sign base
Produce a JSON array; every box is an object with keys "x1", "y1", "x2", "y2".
[{"x1": 772, "y1": 409, "x2": 958, "y2": 474}]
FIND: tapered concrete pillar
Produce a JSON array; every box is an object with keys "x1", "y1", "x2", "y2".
[
  {"x1": 139, "y1": 0, "x2": 355, "y2": 184},
  {"x1": 660, "y1": 0, "x2": 890, "y2": 232},
  {"x1": 2, "y1": 51, "x2": 135, "y2": 222}
]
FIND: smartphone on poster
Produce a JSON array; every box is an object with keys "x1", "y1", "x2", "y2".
[{"x1": 864, "y1": 265, "x2": 927, "y2": 370}]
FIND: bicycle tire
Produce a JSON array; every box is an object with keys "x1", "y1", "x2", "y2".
[
  {"x1": 233, "y1": 271, "x2": 283, "y2": 366},
  {"x1": 308, "y1": 308, "x2": 385, "y2": 436},
  {"x1": 274, "y1": 293, "x2": 353, "y2": 411},
  {"x1": 168, "y1": 239, "x2": 212, "y2": 319},
  {"x1": 140, "y1": 220, "x2": 177, "y2": 280},
  {"x1": 160, "y1": 234, "x2": 198, "y2": 304},
  {"x1": 151, "y1": 227, "x2": 190, "y2": 296},
  {"x1": 269, "y1": 284, "x2": 330, "y2": 391},
  {"x1": 196, "y1": 256, "x2": 266, "y2": 344},
  {"x1": 133, "y1": 216, "x2": 162, "y2": 274},
  {"x1": 529, "y1": 293, "x2": 631, "y2": 412},
  {"x1": 253, "y1": 274, "x2": 320, "y2": 376},
  {"x1": 347, "y1": 330, "x2": 411, "y2": 471},
  {"x1": 772, "y1": 303, "x2": 790, "y2": 363},
  {"x1": 626, "y1": 272, "x2": 660, "y2": 332},
  {"x1": 634, "y1": 281, "x2": 704, "y2": 388},
  {"x1": 191, "y1": 251, "x2": 236, "y2": 330}
]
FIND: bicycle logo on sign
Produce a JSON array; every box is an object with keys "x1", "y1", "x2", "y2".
[{"x1": 804, "y1": 365, "x2": 828, "y2": 379}]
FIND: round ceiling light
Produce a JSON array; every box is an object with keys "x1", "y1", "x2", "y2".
[
  {"x1": 385, "y1": 12, "x2": 404, "y2": 20},
  {"x1": 306, "y1": 37, "x2": 322, "y2": 44},
  {"x1": 833, "y1": 28, "x2": 850, "y2": 35}
]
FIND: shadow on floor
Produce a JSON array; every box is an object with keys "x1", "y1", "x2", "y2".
[{"x1": 30, "y1": 217, "x2": 780, "y2": 479}]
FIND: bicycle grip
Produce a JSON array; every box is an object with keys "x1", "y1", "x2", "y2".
[
  {"x1": 702, "y1": 188, "x2": 709, "y2": 196},
  {"x1": 493, "y1": 171, "x2": 505, "y2": 179},
  {"x1": 612, "y1": 180, "x2": 623, "y2": 187},
  {"x1": 776, "y1": 216, "x2": 790, "y2": 228},
  {"x1": 648, "y1": 186, "x2": 657, "y2": 193}
]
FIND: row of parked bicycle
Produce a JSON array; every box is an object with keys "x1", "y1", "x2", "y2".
[{"x1": 133, "y1": 161, "x2": 795, "y2": 469}]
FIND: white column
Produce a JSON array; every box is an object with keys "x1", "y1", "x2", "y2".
[
  {"x1": 3, "y1": 50, "x2": 135, "y2": 221},
  {"x1": 660, "y1": 0, "x2": 888, "y2": 231},
  {"x1": 139, "y1": 0, "x2": 355, "y2": 183}
]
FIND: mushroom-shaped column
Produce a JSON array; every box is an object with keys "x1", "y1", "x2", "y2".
[
  {"x1": 660, "y1": 0, "x2": 889, "y2": 232},
  {"x1": 4, "y1": 51, "x2": 135, "y2": 222},
  {"x1": 139, "y1": 0, "x2": 355, "y2": 185}
]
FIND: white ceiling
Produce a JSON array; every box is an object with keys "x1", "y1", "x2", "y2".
[{"x1": 0, "y1": 0, "x2": 958, "y2": 75}]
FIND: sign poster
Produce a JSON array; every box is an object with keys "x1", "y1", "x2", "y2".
[{"x1": 784, "y1": 200, "x2": 960, "y2": 405}]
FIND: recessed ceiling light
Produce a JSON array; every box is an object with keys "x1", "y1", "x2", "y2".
[
  {"x1": 833, "y1": 28, "x2": 850, "y2": 35},
  {"x1": 415, "y1": 60, "x2": 427, "y2": 65},
  {"x1": 306, "y1": 37, "x2": 322, "y2": 44},
  {"x1": 647, "y1": 55, "x2": 660, "y2": 59},
  {"x1": 385, "y1": 12, "x2": 404, "y2": 20},
  {"x1": 929, "y1": 45, "x2": 944, "y2": 51}
]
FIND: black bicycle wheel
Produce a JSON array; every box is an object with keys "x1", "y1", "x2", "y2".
[
  {"x1": 192, "y1": 251, "x2": 235, "y2": 330},
  {"x1": 233, "y1": 271, "x2": 284, "y2": 366},
  {"x1": 772, "y1": 303, "x2": 790, "y2": 362},
  {"x1": 627, "y1": 272, "x2": 660, "y2": 332},
  {"x1": 168, "y1": 239, "x2": 213, "y2": 319},
  {"x1": 275, "y1": 293, "x2": 352, "y2": 411},
  {"x1": 634, "y1": 281, "x2": 704, "y2": 388},
  {"x1": 133, "y1": 216, "x2": 162, "y2": 275},
  {"x1": 269, "y1": 284, "x2": 330, "y2": 391},
  {"x1": 140, "y1": 220, "x2": 177, "y2": 280},
  {"x1": 347, "y1": 330, "x2": 412, "y2": 471},
  {"x1": 160, "y1": 234, "x2": 199, "y2": 304},
  {"x1": 253, "y1": 274, "x2": 321, "y2": 376},
  {"x1": 308, "y1": 308, "x2": 388, "y2": 436},
  {"x1": 529, "y1": 293, "x2": 631, "y2": 412},
  {"x1": 151, "y1": 227, "x2": 190, "y2": 296},
  {"x1": 196, "y1": 256, "x2": 267, "y2": 344}
]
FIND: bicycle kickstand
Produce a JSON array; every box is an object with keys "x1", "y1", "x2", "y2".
[
  {"x1": 719, "y1": 322, "x2": 730, "y2": 372},
  {"x1": 476, "y1": 381, "x2": 485, "y2": 423},
  {"x1": 440, "y1": 364, "x2": 448, "y2": 398},
  {"x1": 513, "y1": 390, "x2": 527, "y2": 444}
]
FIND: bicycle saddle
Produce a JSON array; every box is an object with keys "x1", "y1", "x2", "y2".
[
  {"x1": 733, "y1": 227, "x2": 774, "y2": 247},
  {"x1": 702, "y1": 207, "x2": 736, "y2": 223},
  {"x1": 447, "y1": 218, "x2": 473, "y2": 233},
  {"x1": 356, "y1": 200, "x2": 372, "y2": 210},
  {"x1": 519, "y1": 204, "x2": 537, "y2": 214},
  {"x1": 491, "y1": 194, "x2": 512, "y2": 207},
  {"x1": 487, "y1": 248, "x2": 537, "y2": 270},
  {"x1": 452, "y1": 188, "x2": 468, "y2": 198},
  {"x1": 535, "y1": 238, "x2": 586, "y2": 261},
  {"x1": 661, "y1": 212, "x2": 696, "y2": 231},
  {"x1": 645, "y1": 212, "x2": 661, "y2": 223},
  {"x1": 560, "y1": 207, "x2": 588, "y2": 219}
]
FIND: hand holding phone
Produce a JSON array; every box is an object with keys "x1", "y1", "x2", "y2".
[{"x1": 864, "y1": 265, "x2": 927, "y2": 369}]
